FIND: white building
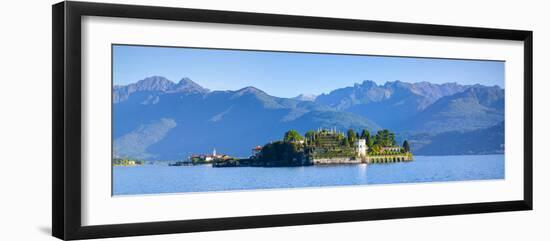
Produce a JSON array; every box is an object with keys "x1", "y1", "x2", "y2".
[{"x1": 355, "y1": 139, "x2": 368, "y2": 157}]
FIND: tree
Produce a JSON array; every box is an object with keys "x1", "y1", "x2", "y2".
[
  {"x1": 373, "y1": 130, "x2": 384, "y2": 146},
  {"x1": 342, "y1": 138, "x2": 349, "y2": 147},
  {"x1": 403, "y1": 140, "x2": 411, "y2": 153},
  {"x1": 390, "y1": 132, "x2": 397, "y2": 146},
  {"x1": 284, "y1": 130, "x2": 304, "y2": 143},
  {"x1": 374, "y1": 129, "x2": 396, "y2": 147},
  {"x1": 304, "y1": 130, "x2": 315, "y2": 144},
  {"x1": 347, "y1": 129, "x2": 356, "y2": 146},
  {"x1": 360, "y1": 129, "x2": 370, "y2": 139},
  {"x1": 366, "y1": 133, "x2": 374, "y2": 149}
]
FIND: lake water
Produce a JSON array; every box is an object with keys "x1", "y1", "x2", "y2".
[{"x1": 113, "y1": 154, "x2": 504, "y2": 195}]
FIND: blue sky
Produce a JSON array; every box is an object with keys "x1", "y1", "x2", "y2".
[{"x1": 113, "y1": 45, "x2": 504, "y2": 98}]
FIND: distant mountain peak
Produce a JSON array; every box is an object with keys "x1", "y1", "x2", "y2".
[
  {"x1": 234, "y1": 86, "x2": 266, "y2": 95},
  {"x1": 385, "y1": 80, "x2": 404, "y2": 84},
  {"x1": 174, "y1": 77, "x2": 209, "y2": 93},
  {"x1": 178, "y1": 77, "x2": 193, "y2": 83},
  {"x1": 134, "y1": 76, "x2": 175, "y2": 91},
  {"x1": 293, "y1": 94, "x2": 318, "y2": 102},
  {"x1": 114, "y1": 76, "x2": 209, "y2": 103},
  {"x1": 351, "y1": 80, "x2": 378, "y2": 89}
]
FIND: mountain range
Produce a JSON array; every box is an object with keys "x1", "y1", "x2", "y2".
[
  {"x1": 409, "y1": 121, "x2": 504, "y2": 155},
  {"x1": 113, "y1": 76, "x2": 504, "y2": 160}
]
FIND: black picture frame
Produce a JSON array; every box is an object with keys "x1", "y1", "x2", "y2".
[{"x1": 52, "y1": 1, "x2": 533, "y2": 240}]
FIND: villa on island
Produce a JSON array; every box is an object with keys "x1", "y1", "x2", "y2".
[
  {"x1": 303, "y1": 128, "x2": 412, "y2": 165},
  {"x1": 213, "y1": 127, "x2": 413, "y2": 167}
]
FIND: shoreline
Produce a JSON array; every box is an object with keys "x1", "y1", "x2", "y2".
[{"x1": 113, "y1": 154, "x2": 504, "y2": 168}]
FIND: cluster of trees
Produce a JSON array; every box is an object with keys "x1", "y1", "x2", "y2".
[
  {"x1": 342, "y1": 128, "x2": 398, "y2": 149},
  {"x1": 343, "y1": 128, "x2": 375, "y2": 148},
  {"x1": 281, "y1": 128, "x2": 411, "y2": 154},
  {"x1": 112, "y1": 158, "x2": 143, "y2": 166},
  {"x1": 373, "y1": 129, "x2": 396, "y2": 147},
  {"x1": 284, "y1": 130, "x2": 304, "y2": 143},
  {"x1": 258, "y1": 141, "x2": 306, "y2": 166}
]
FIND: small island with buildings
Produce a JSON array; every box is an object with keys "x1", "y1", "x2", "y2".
[
  {"x1": 209, "y1": 128, "x2": 412, "y2": 167},
  {"x1": 112, "y1": 158, "x2": 144, "y2": 166}
]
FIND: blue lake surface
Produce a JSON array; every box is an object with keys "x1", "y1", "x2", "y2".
[{"x1": 113, "y1": 154, "x2": 504, "y2": 195}]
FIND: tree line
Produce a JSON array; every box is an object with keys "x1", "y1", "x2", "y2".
[{"x1": 284, "y1": 128, "x2": 409, "y2": 152}]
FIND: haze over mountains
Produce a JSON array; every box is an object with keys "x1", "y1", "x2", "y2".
[{"x1": 113, "y1": 76, "x2": 504, "y2": 160}]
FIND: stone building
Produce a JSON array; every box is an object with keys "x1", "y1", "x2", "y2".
[{"x1": 355, "y1": 139, "x2": 368, "y2": 157}]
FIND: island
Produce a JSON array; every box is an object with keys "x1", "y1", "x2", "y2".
[
  {"x1": 213, "y1": 128, "x2": 413, "y2": 167},
  {"x1": 112, "y1": 158, "x2": 144, "y2": 166}
]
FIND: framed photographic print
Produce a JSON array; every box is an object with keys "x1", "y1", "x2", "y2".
[{"x1": 52, "y1": 1, "x2": 533, "y2": 240}]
